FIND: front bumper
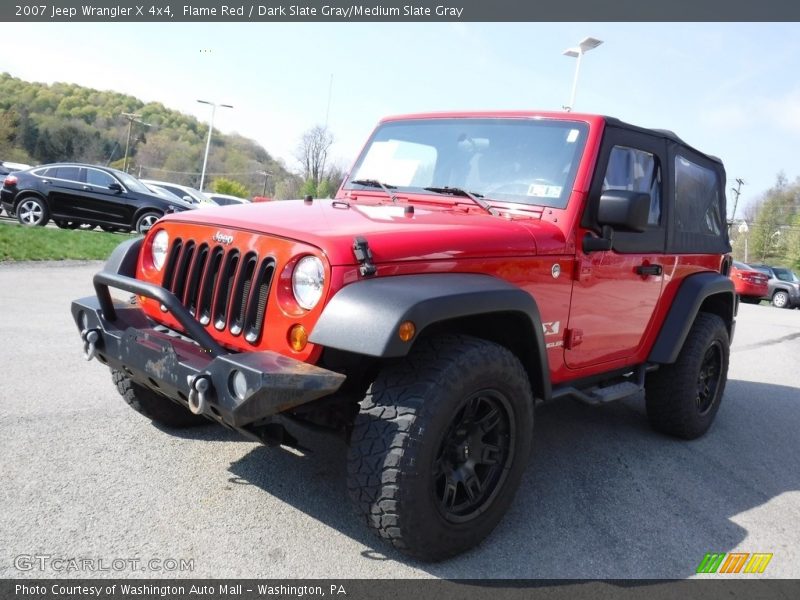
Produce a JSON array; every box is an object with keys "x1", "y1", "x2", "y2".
[{"x1": 71, "y1": 238, "x2": 345, "y2": 429}]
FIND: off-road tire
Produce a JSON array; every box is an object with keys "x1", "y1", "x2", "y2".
[
  {"x1": 645, "y1": 312, "x2": 729, "y2": 440},
  {"x1": 112, "y1": 369, "x2": 208, "y2": 428},
  {"x1": 346, "y1": 335, "x2": 534, "y2": 561}
]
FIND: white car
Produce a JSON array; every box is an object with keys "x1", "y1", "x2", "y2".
[
  {"x1": 207, "y1": 193, "x2": 251, "y2": 206},
  {"x1": 140, "y1": 179, "x2": 218, "y2": 206}
]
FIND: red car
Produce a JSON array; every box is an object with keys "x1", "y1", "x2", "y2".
[
  {"x1": 730, "y1": 260, "x2": 768, "y2": 303},
  {"x1": 72, "y1": 111, "x2": 735, "y2": 560}
]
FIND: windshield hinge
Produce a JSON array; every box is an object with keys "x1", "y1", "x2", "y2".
[{"x1": 353, "y1": 237, "x2": 377, "y2": 277}]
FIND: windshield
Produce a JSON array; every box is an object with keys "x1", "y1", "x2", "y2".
[
  {"x1": 773, "y1": 268, "x2": 799, "y2": 282},
  {"x1": 115, "y1": 171, "x2": 150, "y2": 194},
  {"x1": 345, "y1": 118, "x2": 589, "y2": 209}
]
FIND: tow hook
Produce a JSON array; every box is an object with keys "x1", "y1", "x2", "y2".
[
  {"x1": 81, "y1": 329, "x2": 100, "y2": 361},
  {"x1": 187, "y1": 375, "x2": 212, "y2": 415}
]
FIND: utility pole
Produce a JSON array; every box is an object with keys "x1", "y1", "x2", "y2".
[
  {"x1": 121, "y1": 112, "x2": 150, "y2": 173},
  {"x1": 259, "y1": 170, "x2": 272, "y2": 197},
  {"x1": 730, "y1": 178, "x2": 745, "y2": 222}
]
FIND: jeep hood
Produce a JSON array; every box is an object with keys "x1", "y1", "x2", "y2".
[{"x1": 165, "y1": 199, "x2": 560, "y2": 265}]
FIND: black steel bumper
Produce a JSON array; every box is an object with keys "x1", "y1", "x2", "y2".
[{"x1": 71, "y1": 239, "x2": 346, "y2": 428}]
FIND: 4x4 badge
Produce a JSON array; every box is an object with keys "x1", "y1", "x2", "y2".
[{"x1": 213, "y1": 232, "x2": 234, "y2": 245}]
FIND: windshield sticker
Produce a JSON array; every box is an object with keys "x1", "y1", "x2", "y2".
[
  {"x1": 566, "y1": 129, "x2": 580, "y2": 143},
  {"x1": 528, "y1": 184, "x2": 563, "y2": 198}
]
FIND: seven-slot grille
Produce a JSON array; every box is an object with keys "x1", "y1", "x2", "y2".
[{"x1": 161, "y1": 238, "x2": 275, "y2": 344}]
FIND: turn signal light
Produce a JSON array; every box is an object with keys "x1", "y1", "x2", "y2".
[
  {"x1": 398, "y1": 321, "x2": 416, "y2": 342},
  {"x1": 288, "y1": 324, "x2": 308, "y2": 352}
]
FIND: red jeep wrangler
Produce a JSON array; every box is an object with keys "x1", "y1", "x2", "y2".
[{"x1": 72, "y1": 111, "x2": 735, "y2": 561}]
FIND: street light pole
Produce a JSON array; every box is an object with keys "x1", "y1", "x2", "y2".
[
  {"x1": 197, "y1": 99, "x2": 233, "y2": 191},
  {"x1": 562, "y1": 37, "x2": 603, "y2": 112}
]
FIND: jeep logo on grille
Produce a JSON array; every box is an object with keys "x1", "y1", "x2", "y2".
[{"x1": 212, "y1": 232, "x2": 234, "y2": 245}]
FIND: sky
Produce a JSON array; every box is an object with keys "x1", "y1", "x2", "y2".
[{"x1": 1, "y1": 21, "x2": 799, "y2": 215}]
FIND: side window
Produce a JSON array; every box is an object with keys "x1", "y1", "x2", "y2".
[
  {"x1": 602, "y1": 146, "x2": 661, "y2": 225},
  {"x1": 674, "y1": 155, "x2": 722, "y2": 236},
  {"x1": 54, "y1": 166, "x2": 82, "y2": 182},
  {"x1": 86, "y1": 169, "x2": 116, "y2": 188}
]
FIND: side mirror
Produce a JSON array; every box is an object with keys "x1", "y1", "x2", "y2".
[
  {"x1": 583, "y1": 190, "x2": 651, "y2": 253},
  {"x1": 108, "y1": 182, "x2": 123, "y2": 193},
  {"x1": 597, "y1": 190, "x2": 650, "y2": 233},
  {"x1": 183, "y1": 195, "x2": 195, "y2": 203}
]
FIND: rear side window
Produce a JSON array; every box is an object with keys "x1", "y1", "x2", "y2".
[
  {"x1": 674, "y1": 156, "x2": 722, "y2": 236},
  {"x1": 666, "y1": 152, "x2": 730, "y2": 255},
  {"x1": 54, "y1": 166, "x2": 82, "y2": 182}
]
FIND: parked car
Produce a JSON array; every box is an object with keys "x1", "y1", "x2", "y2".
[
  {"x1": 729, "y1": 261, "x2": 769, "y2": 304},
  {"x1": 140, "y1": 179, "x2": 217, "y2": 207},
  {"x1": 0, "y1": 163, "x2": 194, "y2": 234},
  {"x1": 0, "y1": 161, "x2": 32, "y2": 215},
  {"x1": 747, "y1": 263, "x2": 800, "y2": 308},
  {"x1": 206, "y1": 193, "x2": 251, "y2": 206},
  {"x1": 74, "y1": 110, "x2": 736, "y2": 561}
]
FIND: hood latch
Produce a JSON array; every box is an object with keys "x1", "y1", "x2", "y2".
[{"x1": 353, "y1": 237, "x2": 377, "y2": 277}]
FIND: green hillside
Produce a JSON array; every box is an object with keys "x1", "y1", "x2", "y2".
[{"x1": 0, "y1": 73, "x2": 299, "y2": 198}]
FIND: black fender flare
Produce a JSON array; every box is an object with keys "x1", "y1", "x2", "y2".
[
  {"x1": 104, "y1": 236, "x2": 143, "y2": 276},
  {"x1": 648, "y1": 271, "x2": 736, "y2": 364},
  {"x1": 309, "y1": 273, "x2": 551, "y2": 400}
]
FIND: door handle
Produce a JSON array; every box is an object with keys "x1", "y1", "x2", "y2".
[
  {"x1": 635, "y1": 264, "x2": 663, "y2": 276},
  {"x1": 41, "y1": 179, "x2": 50, "y2": 184},
  {"x1": 82, "y1": 185, "x2": 91, "y2": 190}
]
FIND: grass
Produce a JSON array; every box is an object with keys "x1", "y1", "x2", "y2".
[{"x1": 0, "y1": 221, "x2": 136, "y2": 261}]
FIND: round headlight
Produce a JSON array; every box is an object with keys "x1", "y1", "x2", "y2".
[
  {"x1": 151, "y1": 230, "x2": 169, "y2": 271},
  {"x1": 292, "y1": 256, "x2": 325, "y2": 310}
]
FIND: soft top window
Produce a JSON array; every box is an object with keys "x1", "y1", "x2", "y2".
[
  {"x1": 668, "y1": 151, "x2": 730, "y2": 254},
  {"x1": 346, "y1": 118, "x2": 589, "y2": 209}
]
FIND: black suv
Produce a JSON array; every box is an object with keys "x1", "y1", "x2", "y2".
[
  {"x1": 747, "y1": 263, "x2": 800, "y2": 308},
  {"x1": 1, "y1": 163, "x2": 194, "y2": 234}
]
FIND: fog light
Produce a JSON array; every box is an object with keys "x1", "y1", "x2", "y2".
[
  {"x1": 230, "y1": 370, "x2": 248, "y2": 400},
  {"x1": 398, "y1": 321, "x2": 416, "y2": 342},
  {"x1": 289, "y1": 324, "x2": 308, "y2": 352}
]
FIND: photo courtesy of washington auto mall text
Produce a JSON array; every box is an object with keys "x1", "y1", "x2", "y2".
[{"x1": 1, "y1": 0, "x2": 800, "y2": 599}]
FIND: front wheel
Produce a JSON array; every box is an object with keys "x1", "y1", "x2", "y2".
[
  {"x1": 112, "y1": 369, "x2": 208, "y2": 428},
  {"x1": 135, "y1": 211, "x2": 161, "y2": 234},
  {"x1": 772, "y1": 290, "x2": 791, "y2": 309},
  {"x1": 645, "y1": 312, "x2": 729, "y2": 439},
  {"x1": 347, "y1": 335, "x2": 534, "y2": 561}
]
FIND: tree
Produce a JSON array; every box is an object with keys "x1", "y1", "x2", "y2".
[
  {"x1": 295, "y1": 125, "x2": 333, "y2": 188},
  {"x1": 212, "y1": 177, "x2": 249, "y2": 198}
]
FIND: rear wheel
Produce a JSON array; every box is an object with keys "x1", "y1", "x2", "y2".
[
  {"x1": 112, "y1": 369, "x2": 208, "y2": 428},
  {"x1": 347, "y1": 335, "x2": 534, "y2": 561},
  {"x1": 645, "y1": 312, "x2": 729, "y2": 439},
  {"x1": 772, "y1": 290, "x2": 790, "y2": 309},
  {"x1": 16, "y1": 197, "x2": 49, "y2": 227}
]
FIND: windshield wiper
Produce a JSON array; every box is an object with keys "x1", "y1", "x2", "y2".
[
  {"x1": 349, "y1": 179, "x2": 399, "y2": 203},
  {"x1": 423, "y1": 186, "x2": 497, "y2": 216}
]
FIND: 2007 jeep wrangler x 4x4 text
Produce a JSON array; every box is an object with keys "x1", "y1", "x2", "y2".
[{"x1": 72, "y1": 111, "x2": 735, "y2": 561}]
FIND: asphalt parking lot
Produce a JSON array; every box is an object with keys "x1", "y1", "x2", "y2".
[{"x1": 0, "y1": 261, "x2": 798, "y2": 579}]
